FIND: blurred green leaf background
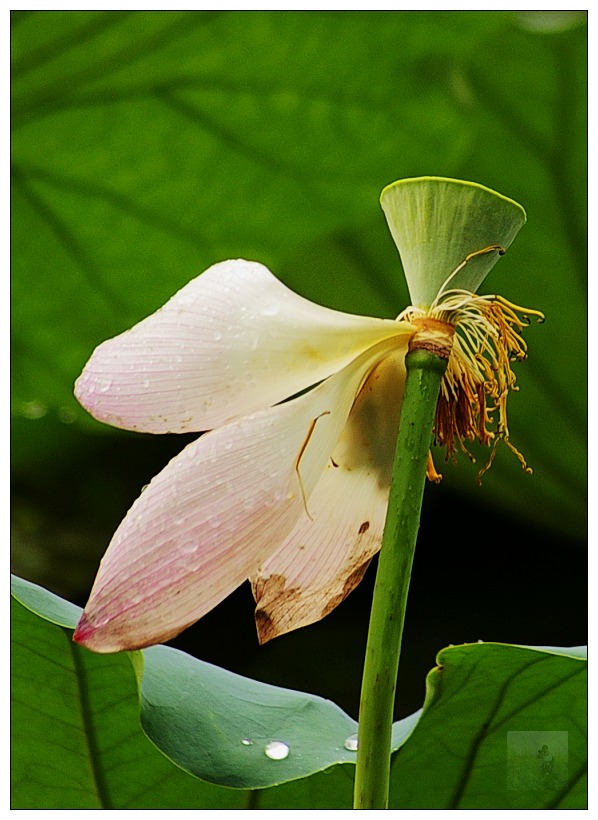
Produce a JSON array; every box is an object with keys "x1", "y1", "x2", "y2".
[{"x1": 11, "y1": 10, "x2": 586, "y2": 724}]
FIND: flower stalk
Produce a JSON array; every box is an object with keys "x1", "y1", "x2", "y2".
[{"x1": 353, "y1": 334, "x2": 451, "y2": 810}]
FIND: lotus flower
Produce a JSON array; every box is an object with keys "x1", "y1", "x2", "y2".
[{"x1": 73, "y1": 177, "x2": 541, "y2": 653}]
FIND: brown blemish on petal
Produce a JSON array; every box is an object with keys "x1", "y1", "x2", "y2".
[
  {"x1": 252, "y1": 526, "x2": 381, "y2": 641},
  {"x1": 252, "y1": 572, "x2": 286, "y2": 606},
  {"x1": 320, "y1": 559, "x2": 372, "y2": 619},
  {"x1": 255, "y1": 608, "x2": 275, "y2": 644},
  {"x1": 253, "y1": 573, "x2": 302, "y2": 644}
]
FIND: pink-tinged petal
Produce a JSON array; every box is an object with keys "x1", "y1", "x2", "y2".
[
  {"x1": 250, "y1": 346, "x2": 407, "y2": 643},
  {"x1": 75, "y1": 259, "x2": 412, "y2": 433},
  {"x1": 74, "y1": 337, "x2": 400, "y2": 653}
]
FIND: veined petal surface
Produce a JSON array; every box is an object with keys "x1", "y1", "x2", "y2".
[
  {"x1": 75, "y1": 259, "x2": 410, "y2": 433},
  {"x1": 251, "y1": 346, "x2": 406, "y2": 642},
  {"x1": 74, "y1": 337, "x2": 402, "y2": 653},
  {"x1": 380, "y1": 177, "x2": 526, "y2": 308}
]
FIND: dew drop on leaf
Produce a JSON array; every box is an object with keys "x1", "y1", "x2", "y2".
[
  {"x1": 264, "y1": 740, "x2": 289, "y2": 760},
  {"x1": 344, "y1": 733, "x2": 359, "y2": 751}
]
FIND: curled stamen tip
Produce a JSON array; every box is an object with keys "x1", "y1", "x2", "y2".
[{"x1": 536, "y1": 316, "x2": 546, "y2": 324}]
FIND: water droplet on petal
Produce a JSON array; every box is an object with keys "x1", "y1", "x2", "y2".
[
  {"x1": 264, "y1": 740, "x2": 289, "y2": 760},
  {"x1": 261, "y1": 303, "x2": 280, "y2": 317},
  {"x1": 93, "y1": 614, "x2": 113, "y2": 629},
  {"x1": 180, "y1": 539, "x2": 197, "y2": 555},
  {"x1": 98, "y1": 379, "x2": 112, "y2": 393},
  {"x1": 344, "y1": 733, "x2": 359, "y2": 751},
  {"x1": 241, "y1": 738, "x2": 254, "y2": 746},
  {"x1": 213, "y1": 330, "x2": 223, "y2": 341}
]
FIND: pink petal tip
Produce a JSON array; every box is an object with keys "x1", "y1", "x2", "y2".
[{"x1": 72, "y1": 613, "x2": 96, "y2": 647}]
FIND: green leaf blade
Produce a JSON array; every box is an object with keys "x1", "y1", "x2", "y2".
[
  {"x1": 389, "y1": 643, "x2": 587, "y2": 809},
  {"x1": 11, "y1": 578, "x2": 586, "y2": 808},
  {"x1": 12, "y1": 601, "x2": 102, "y2": 808},
  {"x1": 10, "y1": 581, "x2": 246, "y2": 809}
]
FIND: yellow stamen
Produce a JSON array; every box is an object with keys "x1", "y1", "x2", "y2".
[
  {"x1": 426, "y1": 451, "x2": 443, "y2": 483},
  {"x1": 402, "y1": 287, "x2": 544, "y2": 481}
]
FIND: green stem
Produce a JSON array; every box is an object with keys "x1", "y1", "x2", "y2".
[{"x1": 353, "y1": 347, "x2": 448, "y2": 810}]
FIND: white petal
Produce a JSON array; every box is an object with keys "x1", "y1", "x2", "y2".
[
  {"x1": 75, "y1": 259, "x2": 410, "y2": 433},
  {"x1": 251, "y1": 346, "x2": 407, "y2": 643},
  {"x1": 74, "y1": 337, "x2": 401, "y2": 653}
]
